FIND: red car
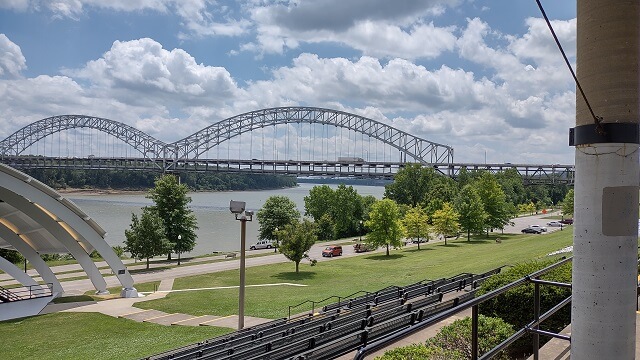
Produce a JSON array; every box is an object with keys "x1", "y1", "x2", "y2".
[
  {"x1": 560, "y1": 218, "x2": 574, "y2": 225},
  {"x1": 322, "y1": 245, "x2": 343, "y2": 257}
]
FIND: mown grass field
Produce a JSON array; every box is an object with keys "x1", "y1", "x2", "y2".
[{"x1": 0, "y1": 230, "x2": 572, "y2": 359}]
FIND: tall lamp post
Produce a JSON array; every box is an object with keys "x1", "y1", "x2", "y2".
[
  {"x1": 359, "y1": 220, "x2": 363, "y2": 242},
  {"x1": 177, "y1": 234, "x2": 182, "y2": 265},
  {"x1": 274, "y1": 227, "x2": 279, "y2": 253},
  {"x1": 230, "y1": 200, "x2": 253, "y2": 330}
]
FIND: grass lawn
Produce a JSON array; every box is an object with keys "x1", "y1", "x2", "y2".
[
  {"x1": 0, "y1": 312, "x2": 230, "y2": 360},
  {"x1": 137, "y1": 230, "x2": 572, "y2": 319},
  {"x1": 0, "y1": 230, "x2": 572, "y2": 359}
]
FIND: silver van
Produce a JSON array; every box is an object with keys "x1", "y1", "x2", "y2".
[{"x1": 249, "y1": 240, "x2": 274, "y2": 250}]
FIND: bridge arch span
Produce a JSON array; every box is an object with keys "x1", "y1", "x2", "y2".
[
  {"x1": 172, "y1": 107, "x2": 453, "y2": 164},
  {"x1": 0, "y1": 115, "x2": 167, "y2": 158}
]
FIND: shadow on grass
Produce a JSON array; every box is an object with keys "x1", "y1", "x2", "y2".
[
  {"x1": 367, "y1": 254, "x2": 405, "y2": 261},
  {"x1": 404, "y1": 247, "x2": 435, "y2": 253},
  {"x1": 438, "y1": 243, "x2": 461, "y2": 247},
  {"x1": 271, "y1": 271, "x2": 317, "y2": 281},
  {"x1": 129, "y1": 266, "x2": 173, "y2": 274}
]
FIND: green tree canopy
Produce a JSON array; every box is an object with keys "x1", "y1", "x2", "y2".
[
  {"x1": 431, "y1": 202, "x2": 460, "y2": 245},
  {"x1": 365, "y1": 199, "x2": 404, "y2": 256},
  {"x1": 384, "y1": 164, "x2": 435, "y2": 207},
  {"x1": 474, "y1": 172, "x2": 511, "y2": 235},
  {"x1": 147, "y1": 174, "x2": 198, "y2": 263},
  {"x1": 561, "y1": 188, "x2": 575, "y2": 217},
  {"x1": 277, "y1": 219, "x2": 318, "y2": 273},
  {"x1": 304, "y1": 184, "x2": 368, "y2": 240},
  {"x1": 124, "y1": 208, "x2": 173, "y2": 269},
  {"x1": 256, "y1": 196, "x2": 300, "y2": 242},
  {"x1": 402, "y1": 206, "x2": 431, "y2": 250},
  {"x1": 454, "y1": 185, "x2": 486, "y2": 241}
]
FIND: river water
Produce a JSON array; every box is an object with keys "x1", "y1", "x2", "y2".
[{"x1": 66, "y1": 183, "x2": 385, "y2": 256}]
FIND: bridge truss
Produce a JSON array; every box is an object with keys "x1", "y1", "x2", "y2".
[{"x1": 0, "y1": 107, "x2": 574, "y2": 183}]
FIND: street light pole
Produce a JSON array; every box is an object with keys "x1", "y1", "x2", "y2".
[
  {"x1": 359, "y1": 220, "x2": 363, "y2": 242},
  {"x1": 177, "y1": 234, "x2": 182, "y2": 265},
  {"x1": 274, "y1": 227, "x2": 278, "y2": 253},
  {"x1": 230, "y1": 200, "x2": 253, "y2": 330}
]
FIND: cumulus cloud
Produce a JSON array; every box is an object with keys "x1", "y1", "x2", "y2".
[
  {"x1": 246, "y1": 0, "x2": 458, "y2": 59},
  {"x1": 64, "y1": 38, "x2": 244, "y2": 108},
  {"x1": 4, "y1": 0, "x2": 250, "y2": 37},
  {"x1": 0, "y1": 34, "x2": 27, "y2": 78}
]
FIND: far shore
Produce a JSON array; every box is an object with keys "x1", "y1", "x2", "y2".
[{"x1": 57, "y1": 188, "x2": 148, "y2": 196}]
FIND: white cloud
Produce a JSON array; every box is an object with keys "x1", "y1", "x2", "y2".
[
  {"x1": 65, "y1": 38, "x2": 244, "y2": 108},
  {"x1": 0, "y1": 34, "x2": 27, "y2": 78},
  {"x1": 247, "y1": 0, "x2": 459, "y2": 59},
  {"x1": 6, "y1": 0, "x2": 251, "y2": 37}
]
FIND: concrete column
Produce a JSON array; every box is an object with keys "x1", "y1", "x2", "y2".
[{"x1": 572, "y1": 1, "x2": 639, "y2": 359}]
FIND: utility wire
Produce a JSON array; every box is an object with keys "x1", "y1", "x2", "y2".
[{"x1": 535, "y1": 0, "x2": 604, "y2": 135}]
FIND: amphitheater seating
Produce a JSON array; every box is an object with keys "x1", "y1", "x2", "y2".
[{"x1": 146, "y1": 267, "x2": 502, "y2": 360}]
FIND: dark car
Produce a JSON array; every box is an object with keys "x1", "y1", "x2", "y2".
[
  {"x1": 560, "y1": 218, "x2": 574, "y2": 225},
  {"x1": 522, "y1": 227, "x2": 543, "y2": 234}
]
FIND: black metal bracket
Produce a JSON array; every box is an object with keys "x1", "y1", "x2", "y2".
[{"x1": 569, "y1": 123, "x2": 639, "y2": 146}]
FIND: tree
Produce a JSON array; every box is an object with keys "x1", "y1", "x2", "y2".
[
  {"x1": 561, "y1": 189, "x2": 575, "y2": 217},
  {"x1": 454, "y1": 185, "x2": 486, "y2": 241},
  {"x1": 402, "y1": 206, "x2": 431, "y2": 250},
  {"x1": 365, "y1": 199, "x2": 404, "y2": 256},
  {"x1": 256, "y1": 196, "x2": 300, "y2": 242},
  {"x1": 432, "y1": 202, "x2": 460, "y2": 245},
  {"x1": 277, "y1": 219, "x2": 318, "y2": 273},
  {"x1": 384, "y1": 164, "x2": 435, "y2": 207},
  {"x1": 124, "y1": 208, "x2": 173, "y2": 269},
  {"x1": 304, "y1": 185, "x2": 334, "y2": 221},
  {"x1": 331, "y1": 184, "x2": 364, "y2": 238},
  {"x1": 474, "y1": 173, "x2": 511, "y2": 235},
  {"x1": 147, "y1": 174, "x2": 198, "y2": 264}
]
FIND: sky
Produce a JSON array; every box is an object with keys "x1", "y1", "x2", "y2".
[{"x1": 0, "y1": 0, "x2": 577, "y2": 164}]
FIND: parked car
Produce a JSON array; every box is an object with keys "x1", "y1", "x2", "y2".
[
  {"x1": 249, "y1": 240, "x2": 274, "y2": 250},
  {"x1": 529, "y1": 225, "x2": 547, "y2": 232},
  {"x1": 322, "y1": 245, "x2": 343, "y2": 257},
  {"x1": 546, "y1": 221, "x2": 563, "y2": 227},
  {"x1": 522, "y1": 227, "x2": 543, "y2": 234},
  {"x1": 560, "y1": 218, "x2": 574, "y2": 225},
  {"x1": 354, "y1": 243, "x2": 375, "y2": 253}
]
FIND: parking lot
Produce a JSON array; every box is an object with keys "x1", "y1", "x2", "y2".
[{"x1": 501, "y1": 211, "x2": 569, "y2": 235}]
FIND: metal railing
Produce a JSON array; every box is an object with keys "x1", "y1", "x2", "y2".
[
  {"x1": 288, "y1": 290, "x2": 376, "y2": 319},
  {"x1": 0, "y1": 283, "x2": 53, "y2": 302},
  {"x1": 353, "y1": 257, "x2": 573, "y2": 360}
]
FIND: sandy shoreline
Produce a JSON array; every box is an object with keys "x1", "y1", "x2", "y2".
[{"x1": 57, "y1": 188, "x2": 148, "y2": 196}]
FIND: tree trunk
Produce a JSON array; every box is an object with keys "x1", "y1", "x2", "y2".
[
  {"x1": 467, "y1": 229, "x2": 470, "y2": 241},
  {"x1": 417, "y1": 237, "x2": 421, "y2": 250},
  {"x1": 295, "y1": 261, "x2": 299, "y2": 273},
  {"x1": 146, "y1": 257, "x2": 150, "y2": 269},
  {"x1": 386, "y1": 244, "x2": 389, "y2": 256},
  {"x1": 167, "y1": 253, "x2": 172, "y2": 260}
]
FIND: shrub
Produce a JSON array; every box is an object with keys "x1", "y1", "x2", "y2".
[
  {"x1": 476, "y1": 258, "x2": 571, "y2": 356},
  {"x1": 425, "y1": 315, "x2": 513, "y2": 360},
  {"x1": 375, "y1": 343, "x2": 462, "y2": 360},
  {"x1": 376, "y1": 315, "x2": 513, "y2": 360}
]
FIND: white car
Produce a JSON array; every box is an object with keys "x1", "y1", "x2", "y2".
[
  {"x1": 529, "y1": 225, "x2": 547, "y2": 232},
  {"x1": 546, "y1": 221, "x2": 563, "y2": 227},
  {"x1": 249, "y1": 240, "x2": 274, "y2": 250}
]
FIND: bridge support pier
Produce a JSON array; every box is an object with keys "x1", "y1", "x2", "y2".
[{"x1": 571, "y1": 1, "x2": 639, "y2": 358}]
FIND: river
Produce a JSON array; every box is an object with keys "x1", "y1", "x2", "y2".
[{"x1": 66, "y1": 183, "x2": 386, "y2": 256}]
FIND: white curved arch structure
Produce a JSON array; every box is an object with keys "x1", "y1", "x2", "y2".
[{"x1": 0, "y1": 163, "x2": 137, "y2": 306}]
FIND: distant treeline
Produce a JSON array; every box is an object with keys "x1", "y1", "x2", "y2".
[{"x1": 22, "y1": 168, "x2": 298, "y2": 191}]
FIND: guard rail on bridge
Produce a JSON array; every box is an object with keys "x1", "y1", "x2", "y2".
[{"x1": 0, "y1": 155, "x2": 575, "y2": 184}]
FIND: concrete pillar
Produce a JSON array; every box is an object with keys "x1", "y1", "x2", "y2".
[{"x1": 572, "y1": 1, "x2": 639, "y2": 358}]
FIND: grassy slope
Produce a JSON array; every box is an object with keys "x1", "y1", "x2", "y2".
[
  {"x1": 0, "y1": 312, "x2": 230, "y2": 360},
  {"x1": 137, "y1": 231, "x2": 572, "y2": 319},
  {"x1": 0, "y1": 230, "x2": 572, "y2": 359}
]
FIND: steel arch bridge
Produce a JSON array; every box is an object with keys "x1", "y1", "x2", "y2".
[
  {"x1": 171, "y1": 107, "x2": 453, "y2": 163},
  {"x1": 0, "y1": 107, "x2": 453, "y2": 166},
  {"x1": 0, "y1": 115, "x2": 167, "y2": 159}
]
